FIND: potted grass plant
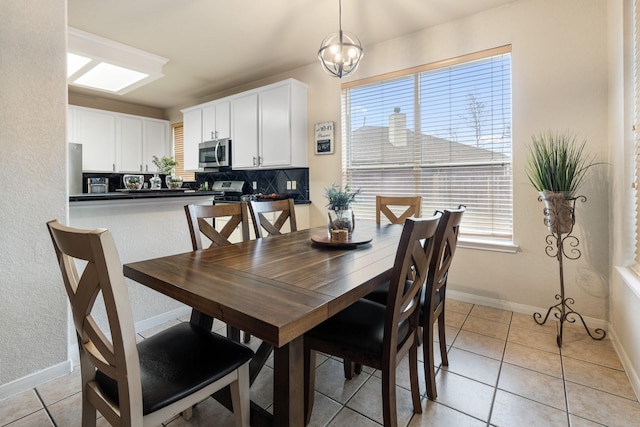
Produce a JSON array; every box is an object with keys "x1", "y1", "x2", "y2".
[
  {"x1": 525, "y1": 130, "x2": 599, "y2": 234},
  {"x1": 325, "y1": 183, "x2": 360, "y2": 235}
]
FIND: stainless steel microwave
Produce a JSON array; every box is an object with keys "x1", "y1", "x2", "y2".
[{"x1": 199, "y1": 138, "x2": 231, "y2": 169}]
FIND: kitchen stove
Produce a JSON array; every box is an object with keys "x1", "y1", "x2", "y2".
[{"x1": 211, "y1": 180, "x2": 250, "y2": 202}]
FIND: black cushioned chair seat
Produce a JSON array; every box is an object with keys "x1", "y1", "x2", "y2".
[
  {"x1": 305, "y1": 299, "x2": 410, "y2": 359},
  {"x1": 95, "y1": 322, "x2": 254, "y2": 415}
]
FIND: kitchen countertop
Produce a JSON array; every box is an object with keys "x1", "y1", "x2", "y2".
[{"x1": 69, "y1": 189, "x2": 224, "y2": 202}]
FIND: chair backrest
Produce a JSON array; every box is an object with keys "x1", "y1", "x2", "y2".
[
  {"x1": 424, "y1": 205, "x2": 466, "y2": 313},
  {"x1": 47, "y1": 220, "x2": 143, "y2": 423},
  {"x1": 184, "y1": 202, "x2": 250, "y2": 250},
  {"x1": 384, "y1": 214, "x2": 441, "y2": 359},
  {"x1": 376, "y1": 195, "x2": 422, "y2": 224},
  {"x1": 248, "y1": 198, "x2": 297, "y2": 238}
]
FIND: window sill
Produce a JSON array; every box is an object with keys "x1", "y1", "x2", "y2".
[
  {"x1": 615, "y1": 266, "x2": 640, "y2": 300},
  {"x1": 458, "y1": 237, "x2": 519, "y2": 254}
]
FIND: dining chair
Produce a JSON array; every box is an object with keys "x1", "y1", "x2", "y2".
[
  {"x1": 376, "y1": 195, "x2": 422, "y2": 224},
  {"x1": 361, "y1": 205, "x2": 466, "y2": 400},
  {"x1": 303, "y1": 214, "x2": 441, "y2": 427},
  {"x1": 248, "y1": 198, "x2": 297, "y2": 238},
  {"x1": 184, "y1": 202, "x2": 252, "y2": 343},
  {"x1": 47, "y1": 220, "x2": 254, "y2": 427}
]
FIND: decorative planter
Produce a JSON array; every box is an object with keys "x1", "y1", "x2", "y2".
[
  {"x1": 539, "y1": 190, "x2": 575, "y2": 235},
  {"x1": 149, "y1": 173, "x2": 162, "y2": 190},
  {"x1": 166, "y1": 176, "x2": 183, "y2": 189},
  {"x1": 123, "y1": 174, "x2": 143, "y2": 190},
  {"x1": 328, "y1": 207, "x2": 355, "y2": 236}
]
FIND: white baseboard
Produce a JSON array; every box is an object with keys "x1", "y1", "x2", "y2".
[
  {"x1": 609, "y1": 327, "x2": 640, "y2": 401},
  {"x1": 0, "y1": 360, "x2": 72, "y2": 401},
  {"x1": 447, "y1": 290, "x2": 609, "y2": 330},
  {"x1": 1, "y1": 306, "x2": 192, "y2": 401}
]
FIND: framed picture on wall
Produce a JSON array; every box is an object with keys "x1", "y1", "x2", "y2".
[{"x1": 314, "y1": 122, "x2": 334, "y2": 155}]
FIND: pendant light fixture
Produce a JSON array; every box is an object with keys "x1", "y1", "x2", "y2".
[{"x1": 318, "y1": 0, "x2": 364, "y2": 78}]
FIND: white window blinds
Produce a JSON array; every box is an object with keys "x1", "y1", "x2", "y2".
[{"x1": 342, "y1": 46, "x2": 512, "y2": 239}]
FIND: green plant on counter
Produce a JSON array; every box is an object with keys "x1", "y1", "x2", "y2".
[
  {"x1": 152, "y1": 155, "x2": 178, "y2": 175},
  {"x1": 325, "y1": 183, "x2": 360, "y2": 209}
]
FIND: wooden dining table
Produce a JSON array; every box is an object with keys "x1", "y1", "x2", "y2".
[{"x1": 123, "y1": 220, "x2": 403, "y2": 427}]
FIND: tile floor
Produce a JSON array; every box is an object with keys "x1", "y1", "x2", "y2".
[{"x1": 2, "y1": 299, "x2": 639, "y2": 426}]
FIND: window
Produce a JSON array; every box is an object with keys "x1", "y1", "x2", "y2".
[
  {"x1": 342, "y1": 46, "x2": 512, "y2": 239},
  {"x1": 172, "y1": 123, "x2": 195, "y2": 182}
]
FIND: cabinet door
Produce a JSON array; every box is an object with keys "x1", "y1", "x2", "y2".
[
  {"x1": 202, "y1": 104, "x2": 217, "y2": 142},
  {"x1": 144, "y1": 120, "x2": 169, "y2": 172},
  {"x1": 232, "y1": 93, "x2": 259, "y2": 169},
  {"x1": 117, "y1": 116, "x2": 144, "y2": 172},
  {"x1": 74, "y1": 108, "x2": 116, "y2": 171},
  {"x1": 260, "y1": 84, "x2": 291, "y2": 167},
  {"x1": 215, "y1": 101, "x2": 230, "y2": 139},
  {"x1": 183, "y1": 108, "x2": 202, "y2": 170}
]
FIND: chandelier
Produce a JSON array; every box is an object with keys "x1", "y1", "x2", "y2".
[{"x1": 317, "y1": 0, "x2": 364, "y2": 78}]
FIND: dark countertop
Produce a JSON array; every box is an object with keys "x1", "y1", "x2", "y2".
[{"x1": 69, "y1": 189, "x2": 223, "y2": 202}]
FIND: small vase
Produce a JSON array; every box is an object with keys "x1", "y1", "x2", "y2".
[
  {"x1": 149, "y1": 173, "x2": 162, "y2": 190},
  {"x1": 165, "y1": 175, "x2": 183, "y2": 189},
  {"x1": 328, "y1": 207, "x2": 355, "y2": 236}
]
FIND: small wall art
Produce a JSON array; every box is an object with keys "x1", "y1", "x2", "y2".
[{"x1": 314, "y1": 121, "x2": 334, "y2": 155}]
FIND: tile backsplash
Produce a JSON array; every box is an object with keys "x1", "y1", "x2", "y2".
[{"x1": 196, "y1": 168, "x2": 309, "y2": 202}]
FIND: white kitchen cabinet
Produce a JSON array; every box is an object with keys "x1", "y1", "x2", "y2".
[
  {"x1": 183, "y1": 108, "x2": 202, "y2": 171},
  {"x1": 117, "y1": 116, "x2": 143, "y2": 172},
  {"x1": 231, "y1": 93, "x2": 259, "y2": 168},
  {"x1": 143, "y1": 119, "x2": 169, "y2": 172},
  {"x1": 202, "y1": 100, "x2": 230, "y2": 141},
  {"x1": 69, "y1": 105, "x2": 169, "y2": 173},
  {"x1": 232, "y1": 79, "x2": 308, "y2": 170},
  {"x1": 72, "y1": 107, "x2": 117, "y2": 172}
]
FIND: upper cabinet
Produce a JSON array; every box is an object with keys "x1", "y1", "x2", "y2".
[
  {"x1": 202, "y1": 101, "x2": 230, "y2": 141},
  {"x1": 68, "y1": 105, "x2": 170, "y2": 173},
  {"x1": 182, "y1": 78, "x2": 308, "y2": 171}
]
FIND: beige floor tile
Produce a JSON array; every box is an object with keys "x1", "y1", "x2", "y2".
[
  {"x1": 441, "y1": 347, "x2": 501, "y2": 386},
  {"x1": 490, "y1": 389, "x2": 568, "y2": 426},
  {"x1": 0, "y1": 389, "x2": 43, "y2": 426},
  {"x1": 249, "y1": 364, "x2": 274, "y2": 408},
  {"x1": 164, "y1": 397, "x2": 236, "y2": 427},
  {"x1": 408, "y1": 400, "x2": 485, "y2": 427},
  {"x1": 417, "y1": 340, "x2": 444, "y2": 367},
  {"x1": 47, "y1": 392, "x2": 110, "y2": 427},
  {"x1": 372, "y1": 354, "x2": 427, "y2": 393},
  {"x1": 503, "y1": 341, "x2": 563, "y2": 378},
  {"x1": 452, "y1": 330, "x2": 505, "y2": 360},
  {"x1": 566, "y1": 382, "x2": 640, "y2": 427},
  {"x1": 462, "y1": 315, "x2": 509, "y2": 340},
  {"x1": 469, "y1": 305, "x2": 512, "y2": 324},
  {"x1": 562, "y1": 357, "x2": 636, "y2": 400},
  {"x1": 307, "y1": 392, "x2": 343, "y2": 427},
  {"x1": 35, "y1": 368, "x2": 81, "y2": 406},
  {"x1": 561, "y1": 322, "x2": 608, "y2": 345},
  {"x1": 446, "y1": 300, "x2": 473, "y2": 315},
  {"x1": 508, "y1": 324, "x2": 560, "y2": 354},
  {"x1": 346, "y1": 375, "x2": 417, "y2": 426},
  {"x1": 561, "y1": 338, "x2": 623, "y2": 371},
  {"x1": 498, "y1": 363, "x2": 566, "y2": 410},
  {"x1": 511, "y1": 311, "x2": 557, "y2": 335},
  {"x1": 313, "y1": 357, "x2": 373, "y2": 404},
  {"x1": 3, "y1": 410, "x2": 53, "y2": 427},
  {"x1": 444, "y1": 310, "x2": 468, "y2": 329},
  {"x1": 433, "y1": 325, "x2": 459, "y2": 347},
  {"x1": 569, "y1": 413, "x2": 608, "y2": 427},
  {"x1": 327, "y1": 406, "x2": 381, "y2": 426},
  {"x1": 432, "y1": 370, "x2": 494, "y2": 421}
]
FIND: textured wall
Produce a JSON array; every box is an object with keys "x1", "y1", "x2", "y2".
[{"x1": 0, "y1": 0, "x2": 68, "y2": 384}]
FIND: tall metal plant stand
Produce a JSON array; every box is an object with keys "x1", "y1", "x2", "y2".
[{"x1": 532, "y1": 194, "x2": 606, "y2": 347}]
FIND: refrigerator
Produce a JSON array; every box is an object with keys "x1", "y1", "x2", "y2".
[{"x1": 68, "y1": 143, "x2": 83, "y2": 194}]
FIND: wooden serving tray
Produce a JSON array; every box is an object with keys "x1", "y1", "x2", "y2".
[{"x1": 310, "y1": 232, "x2": 372, "y2": 248}]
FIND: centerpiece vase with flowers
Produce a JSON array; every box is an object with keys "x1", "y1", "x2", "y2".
[
  {"x1": 151, "y1": 155, "x2": 179, "y2": 189},
  {"x1": 325, "y1": 183, "x2": 360, "y2": 237}
]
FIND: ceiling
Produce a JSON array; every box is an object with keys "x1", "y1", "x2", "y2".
[{"x1": 67, "y1": 0, "x2": 516, "y2": 110}]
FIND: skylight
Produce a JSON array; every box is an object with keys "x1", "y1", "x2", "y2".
[{"x1": 67, "y1": 27, "x2": 168, "y2": 95}]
